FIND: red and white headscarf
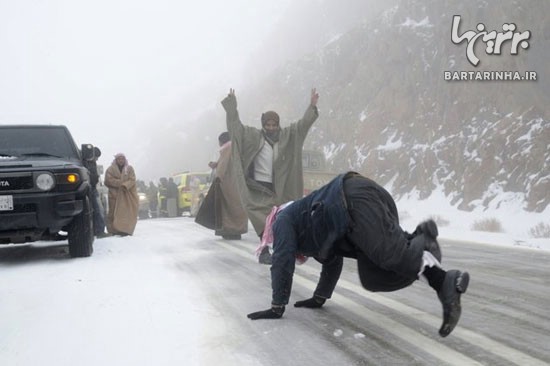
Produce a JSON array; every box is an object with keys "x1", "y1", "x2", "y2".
[{"x1": 256, "y1": 201, "x2": 308, "y2": 265}]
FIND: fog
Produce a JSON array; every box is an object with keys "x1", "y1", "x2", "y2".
[{"x1": 0, "y1": 0, "x2": 292, "y2": 181}]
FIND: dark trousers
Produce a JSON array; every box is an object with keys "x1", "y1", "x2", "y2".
[
  {"x1": 91, "y1": 188, "x2": 106, "y2": 235},
  {"x1": 343, "y1": 175, "x2": 418, "y2": 291}
]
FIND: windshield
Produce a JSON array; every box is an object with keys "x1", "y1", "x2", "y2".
[
  {"x1": 0, "y1": 126, "x2": 80, "y2": 160},
  {"x1": 189, "y1": 174, "x2": 210, "y2": 185}
]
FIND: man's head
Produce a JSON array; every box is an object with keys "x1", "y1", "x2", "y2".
[
  {"x1": 261, "y1": 111, "x2": 280, "y2": 142},
  {"x1": 218, "y1": 131, "x2": 230, "y2": 146},
  {"x1": 261, "y1": 111, "x2": 280, "y2": 130},
  {"x1": 114, "y1": 153, "x2": 127, "y2": 168}
]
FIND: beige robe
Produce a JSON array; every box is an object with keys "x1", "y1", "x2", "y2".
[
  {"x1": 215, "y1": 141, "x2": 248, "y2": 236},
  {"x1": 104, "y1": 163, "x2": 139, "y2": 235}
]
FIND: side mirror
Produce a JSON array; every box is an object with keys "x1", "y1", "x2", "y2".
[{"x1": 81, "y1": 144, "x2": 95, "y2": 161}]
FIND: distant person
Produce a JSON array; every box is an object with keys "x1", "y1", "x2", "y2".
[
  {"x1": 167, "y1": 177, "x2": 179, "y2": 199},
  {"x1": 221, "y1": 88, "x2": 319, "y2": 264},
  {"x1": 104, "y1": 153, "x2": 139, "y2": 236},
  {"x1": 247, "y1": 172, "x2": 470, "y2": 338},
  {"x1": 196, "y1": 132, "x2": 248, "y2": 239},
  {"x1": 84, "y1": 146, "x2": 107, "y2": 238},
  {"x1": 167, "y1": 177, "x2": 179, "y2": 217},
  {"x1": 136, "y1": 179, "x2": 147, "y2": 193},
  {"x1": 147, "y1": 181, "x2": 159, "y2": 218},
  {"x1": 158, "y1": 177, "x2": 168, "y2": 217}
]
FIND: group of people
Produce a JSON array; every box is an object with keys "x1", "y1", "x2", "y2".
[
  {"x1": 150, "y1": 177, "x2": 179, "y2": 217},
  {"x1": 196, "y1": 88, "x2": 470, "y2": 338},
  {"x1": 87, "y1": 87, "x2": 470, "y2": 339}
]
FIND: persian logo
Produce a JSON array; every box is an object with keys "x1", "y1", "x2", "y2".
[{"x1": 451, "y1": 15, "x2": 531, "y2": 66}]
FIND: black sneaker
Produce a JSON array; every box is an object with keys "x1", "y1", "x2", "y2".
[
  {"x1": 438, "y1": 270, "x2": 470, "y2": 337},
  {"x1": 258, "y1": 246, "x2": 272, "y2": 265}
]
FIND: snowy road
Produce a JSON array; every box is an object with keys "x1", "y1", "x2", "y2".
[{"x1": 1, "y1": 217, "x2": 549, "y2": 366}]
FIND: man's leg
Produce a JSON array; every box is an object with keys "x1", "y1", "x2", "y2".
[
  {"x1": 356, "y1": 251, "x2": 415, "y2": 292},
  {"x1": 343, "y1": 175, "x2": 470, "y2": 337},
  {"x1": 343, "y1": 175, "x2": 422, "y2": 277},
  {"x1": 420, "y1": 257, "x2": 470, "y2": 337}
]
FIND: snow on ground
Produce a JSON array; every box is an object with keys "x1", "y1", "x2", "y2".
[
  {"x1": 0, "y1": 223, "x2": 220, "y2": 366},
  {"x1": 395, "y1": 187, "x2": 550, "y2": 251},
  {"x1": 0, "y1": 194, "x2": 548, "y2": 365}
]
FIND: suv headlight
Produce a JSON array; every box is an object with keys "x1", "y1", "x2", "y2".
[{"x1": 36, "y1": 173, "x2": 56, "y2": 191}]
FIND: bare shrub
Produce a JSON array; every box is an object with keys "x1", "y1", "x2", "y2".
[
  {"x1": 471, "y1": 218, "x2": 503, "y2": 233},
  {"x1": 529, "y1": 222, "x2": 550, "y2": 238},
  {"x1": 430, "y1": 215, "x2": 450, "y2": 227}
]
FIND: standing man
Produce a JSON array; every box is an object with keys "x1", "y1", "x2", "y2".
[
  {"x1": 104, "y1": 153, "x2": 139, "y2": 236},
  {"x1": 166, "y1": 177, "x2": 179, "y2": 217},
  {"x1": 247, "y1": 172, "x2": 470, "y2": 338},
  {"x1": 147, "y1": 181, "x2": 159, "y2": 218},
  {"x1": 221, "y1": 88, "x2": 319, "y2": 264},
  {"x1": 158, "y1": 177, "x2": 168, "y2": 217},
  {"x1": 196, "y1": 131, "x2": 248, "y2": 240}
]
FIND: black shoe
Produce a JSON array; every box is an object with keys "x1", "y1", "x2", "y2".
[
  {"x1": 419, "y1": 219, "x2": 438, "y2": 238},
  {"x1": 437, "y1": 270, "x2": 470, "y2": 337},
  {"x1": 412, "y1": 219, "x2": 442, "y2": 262},
  {"x1": 258, "y1": 247, "x2": 272, "y2": 265}
]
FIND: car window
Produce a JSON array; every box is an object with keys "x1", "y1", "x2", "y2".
[
  {"x1": 0, "y1": 126, "x2": 80, "y2": 160},
  {"x1": 191, "y1": 174, "x2": 209, "y2": 185}
]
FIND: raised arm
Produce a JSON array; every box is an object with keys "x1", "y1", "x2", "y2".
[
  {"x1": 220, "y1": 88, "x2": 244, "y2": 138},
  {"x1": 296, "y1": 88, "x2": 320, "y2": 137},
  {"x1": 310, "y1": 87, "x2": 319, "y2": 108}
]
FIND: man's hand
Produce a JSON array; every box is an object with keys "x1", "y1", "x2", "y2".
[
  {"x1": 208, "y1": 161, "x2": 218, "y2": 169},
  {"x1": 310, "y1": 88, "x2": 319, "y2": 107},
  {"x1": 294, "y1": 296, "x2": 326, "y2": 308},
  {"x1": 247, "y1": 305, "x2": 285, "y2": 320},
  {"x1": 221, "y1": 88, "x2": 238, "y2": 111}
]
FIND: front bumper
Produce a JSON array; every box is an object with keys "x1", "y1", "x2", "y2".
[{"x1": 0, "y1": 189, "x2": 86, "y2": 243}]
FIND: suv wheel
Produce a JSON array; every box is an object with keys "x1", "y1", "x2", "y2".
[{"x1": 68, "y1": 194, "x2": 94, "y2": 257}]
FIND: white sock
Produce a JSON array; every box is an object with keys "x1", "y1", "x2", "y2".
[{"x1": 418, "y1": 250, "x2": 442, "y2": 282}]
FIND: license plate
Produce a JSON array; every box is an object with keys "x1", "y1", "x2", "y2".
[{"x1": 0, "y1": 195, "x2": 14, "y2": 211}]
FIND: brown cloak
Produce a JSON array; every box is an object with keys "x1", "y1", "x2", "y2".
[{"x1": 104, "y1": 163, "x2": 139, "y2": 235}]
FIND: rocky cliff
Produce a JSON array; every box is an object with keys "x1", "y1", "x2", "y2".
[{"x1": 240, "y1": 0, "x2": 550, "y2": 212}]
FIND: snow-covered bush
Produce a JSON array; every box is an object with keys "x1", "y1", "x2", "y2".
[
  {"x1": 471, "y1": 218, "x2": 503, "y2": 233},
  {"x1": 529, "y1": 222, "x2": 550, "y2": 238}
]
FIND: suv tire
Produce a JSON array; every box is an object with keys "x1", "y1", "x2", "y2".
[{"x1": 68, "y1": 194, "x2": 94, "y2": 257}]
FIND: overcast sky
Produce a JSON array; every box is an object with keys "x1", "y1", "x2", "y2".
[{"x1": 0, "y1": 0, "x2": 290, "y2": 175}]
